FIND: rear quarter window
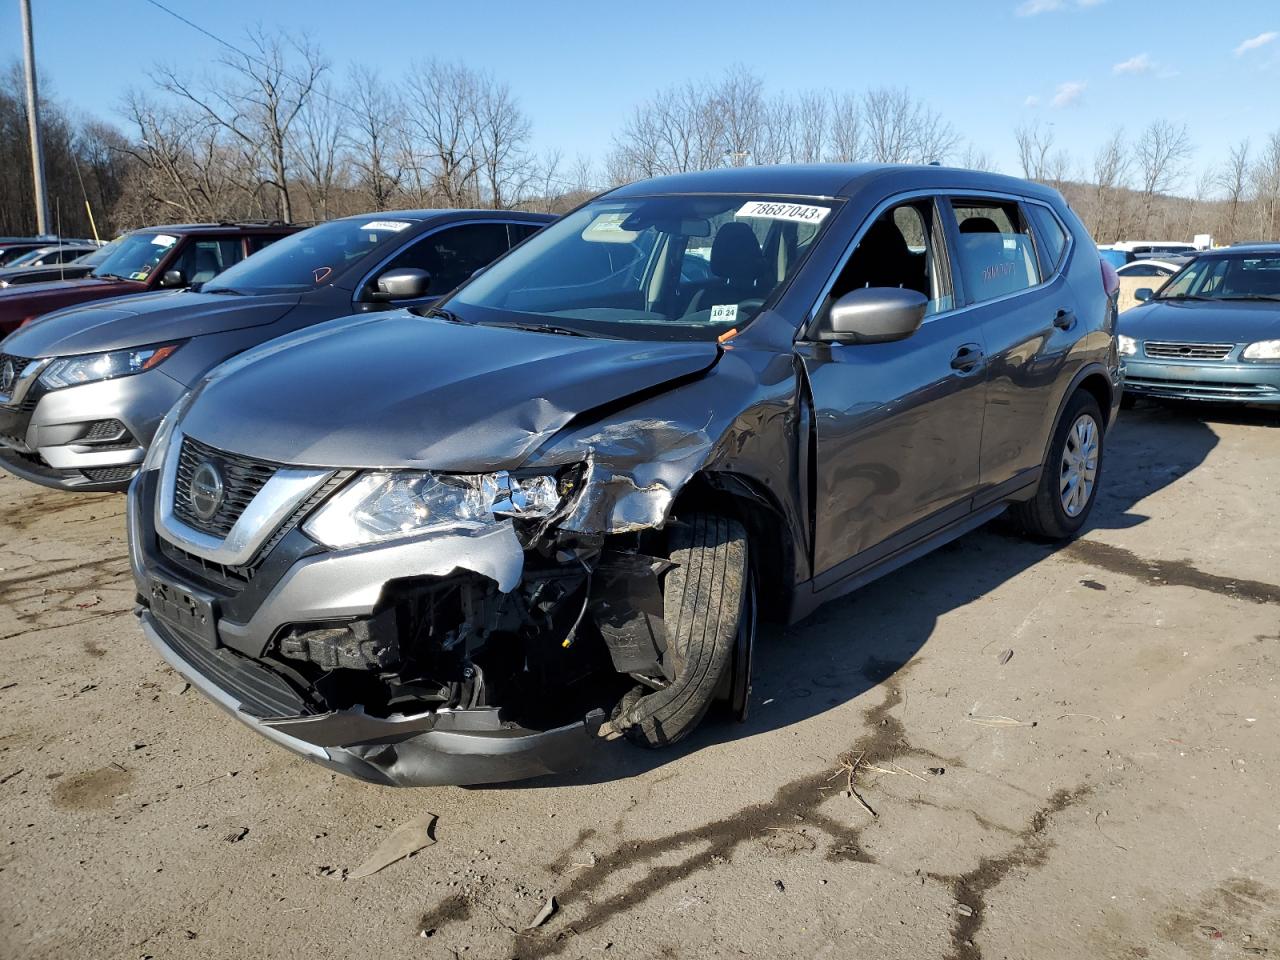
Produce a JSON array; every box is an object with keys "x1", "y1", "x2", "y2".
[{"x1": 1025, "y1": 204, "x2": 1069, "y2": 274}]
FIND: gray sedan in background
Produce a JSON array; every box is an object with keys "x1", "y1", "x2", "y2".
[
  {"x1": 1120, "y1": 243, "x2": 1280, "y2": 406},
  {"x1": 0, "y1": 210, "x2": 552, "y2": 491}
]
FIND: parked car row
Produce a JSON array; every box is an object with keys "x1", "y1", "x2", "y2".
[{"x1": 2, "y1": 162, "x2": 1271, "y2": 790}]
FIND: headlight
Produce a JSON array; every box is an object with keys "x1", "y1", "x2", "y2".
[
  {"x1": 1242, "y1": 339, "x2": 1280, "y2": 361},
  {"x1": 303, "y1": 470, "x2": 565, "y2": 549},
  {"x1": 1117, "y1": 334, "x2": 1138, "y2": 357},
  {"x1": 39, "y1": 343, "x2": 181, "y2": 390}
]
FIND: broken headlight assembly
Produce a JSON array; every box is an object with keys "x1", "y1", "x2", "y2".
[{"x1": 303, "y1": 469, "x2": 573, "y2": 549}]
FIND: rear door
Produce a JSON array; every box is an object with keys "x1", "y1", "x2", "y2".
[
  {"x1": 944, "y1": 197, "x2": 1076, "y2": 494},
  {"x1": 797, "y1": 196, "x2": 987, "y2": 585}
]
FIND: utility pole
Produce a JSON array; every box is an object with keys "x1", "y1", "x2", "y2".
[{"x1": 21, "y1": 0, "x2": 51, "y2": 237}]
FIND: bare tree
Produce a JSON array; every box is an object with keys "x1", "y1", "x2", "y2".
[
  {"x1": 152, "y1": 28, "x2": 327, "y2": 222},
  {"x1": 863, "y1": 87, "x2": 957, "y2": 163},
  {"x1": 291, "y1": 79, "x2": 345, "y2": 220},
  {"x1": 1135, "y1": 119, "x2": 1193, "y2": 232},
  {"x1": 475, "y1": 73, "x2": 532, "y2": 208},
  {"x1": 343, "y1": 65, "x2": 403, "y2": 212},
  {"x1": 1015, "y1": 120, "x2": 1057, "y2": 181},
  {"x1": 1088, "y1": 129, "x2": 1131, "y2": 242},
  {"x1": 400, "y1": 60, "x2": 485, "y2": 205},
  {"x1": 1216, "y1": 139, "x2": 1250, "y2": 243},
  {"x1": 826, "y1": 92, "x2": 863, "y2": 162},
  {"x1": 958, "y1": 143, "x2": 998, "y2": 172},
  {"x1": 1250, "y1": 130, "x2": 1280, "y2": 241}
]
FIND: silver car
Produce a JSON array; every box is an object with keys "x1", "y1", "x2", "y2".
[{"x1": 0, "y1": 211, "x2": 551, "y2": 490}]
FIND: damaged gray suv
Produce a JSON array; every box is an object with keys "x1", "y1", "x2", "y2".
[{"x1": 128, "y1": 164, "x2": 1120, "y2": 786}]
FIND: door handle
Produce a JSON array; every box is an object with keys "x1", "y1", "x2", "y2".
[
  {"x1": 1053, "y1": 308, "x2": 1076, "y2": 330},
  {"x1": 950, "y1": 343, "x2": 985, "y2": 372}
]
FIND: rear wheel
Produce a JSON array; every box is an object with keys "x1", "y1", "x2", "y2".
[
  {"x1": 1011, "y1": 389, "x2": 1105, "y2": 540},
  {"x1": 607, "y1": 513, "x2": 752, "y2": 748}
]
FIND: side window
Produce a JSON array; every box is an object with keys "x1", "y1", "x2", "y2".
[
  {"x1": 246, "y1": 234, "x2": 284, "y2": 255},
  {"x1": 507, "y1": 223, "x2": 542, "y2": 246},
  {"x1": 827, "y1": 199, "x2": 953, "y2": 317},
  {"x1": 1025, "y1": 203, "x2": 1068, "y2": 274},
  {"x1": 170, "y1": 239, "x2": 244, "y2": 284},
  {"x1": 377, "y1": 223, "x2": 511, "y2": 295},
  {"x1": 1122, "y1": 264, "x2": 1161, "y2": 277},
  {"x1": 948, "y1": 200, "x2": 1041, "y2": 305}
]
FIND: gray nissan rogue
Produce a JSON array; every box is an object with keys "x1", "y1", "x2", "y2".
[{"x1": 128, "y1": 164, "x2": 1121, "y2": 786}]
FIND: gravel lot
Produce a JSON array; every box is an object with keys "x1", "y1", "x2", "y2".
[{"x1": 1, "y1": 402, "x2": 1277, "y2": 960}]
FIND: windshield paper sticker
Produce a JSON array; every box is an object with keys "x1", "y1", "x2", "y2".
[
  {"x1": 361, "y1": 220, "x2": 413, "y2": 232},
  {"x1": 582, "y1": 212, "x2": 639, "y2": 243},
  {"x1": 150, "y1": 234, "x2": 176, "y2": 247},
  {"x1": 709, "y1": 304, "x2": 738, "y2": 324},
  {"x1": 735, "y1": 201, "x2": 830, "y2": 225}
]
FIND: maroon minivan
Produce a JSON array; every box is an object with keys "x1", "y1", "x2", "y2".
[{"x1": 0, "y1": 222, "x2": 298, "y2": 336}]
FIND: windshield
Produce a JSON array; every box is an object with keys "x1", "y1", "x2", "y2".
[
  {"x1": 447, "y1": 194, "x2": 837, "y2": 341},
  {"x1": 76, "y1": 243, "x2": 116, "y2": 266},
  {"x1": 91, "y1": 232, "x2": 178, "y2": 281},
  {"x1": 6, "y1": 248, "x2": 56, "y2": 267},
  {"x1": 203, "y1": 217, "x2": 420, "y2": 293},
  {"x1": 1157, "y1": 254, "x2": 1280, "y2": 301}
]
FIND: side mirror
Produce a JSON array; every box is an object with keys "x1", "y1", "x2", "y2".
[
  {"x1": 159, "y1": 269, "x2": 187, "y2": 289},
  {"x1": 822, "y1": 287, "x2": 928, "y2": 344},
  {"x1": 369, "y1": 268, "x2": 431, "y2": 302},
  {"x1": 1134, "y1": 287, "x2": 1153, "y2": 302}
]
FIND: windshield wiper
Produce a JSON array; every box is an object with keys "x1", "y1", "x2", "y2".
[
  {"x1": 1218, "y1": 294, "x2": 1280, "y2": 301},
  {"x1": 1160, "y1": 294, "x2": 1215, "y2": 302},
  {"x1": 93, "y1": 272, "x2": 128, "y2": 281},
  {"x1": 423, "y1": 306, "x2": 470, "y2": 324},
  {"x1": 203, "y1": 287, "x2": 244, "y2": 295},
  {"x1": 491, "y1": 321, "x2": 591, "y2": 338}
]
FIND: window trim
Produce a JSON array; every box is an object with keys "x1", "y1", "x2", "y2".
[
  {"x1": 351, "y1": 218, "x2": 546, "y2": 304},
  {"x1": 800, "y1": 188, "x2": 1075, "y2": 342}
]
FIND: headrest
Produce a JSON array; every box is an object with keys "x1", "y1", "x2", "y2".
[
  {"x1": 959, "y1": 217, "x2": 1001, "y2": 234},
  {"x1": 711, "y1": 222, "x2": 764, "y2": 279}
]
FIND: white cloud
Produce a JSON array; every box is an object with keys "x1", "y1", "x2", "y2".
[
  {"x1": 1051, "y1": 81, "x2": 1087, "y2": 108},
  {"x1": 1024, "y1": 95, "x2": 1041, "y2": 108},
  {"x1": 1016, "y1": 0, "x2": 1102, "y2": 14},
  {"x1": 1113, "y1": 53, "x2": 1154, "y2": 75},
  {"x1": 1234, "y1": 31, "x2": 1277, "y2": 56}
]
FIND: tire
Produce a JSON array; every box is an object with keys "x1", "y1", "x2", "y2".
[
  {"x1": 1011, "y1": 389, "x2": 1105, "y2": 540},
  {"x1": 608, "y1": 513, "x2": 751, "y2": 748}
]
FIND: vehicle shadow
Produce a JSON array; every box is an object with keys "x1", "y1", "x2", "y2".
[{"x1": 508, "y1": 403, "x2": 1224, "y2": 789}]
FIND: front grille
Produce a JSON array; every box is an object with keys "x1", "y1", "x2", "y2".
[
  {"x1": 173, "y1": 436, "x2": 277, "y2": 538},
  {"x1": 0, "y1": 353, "x2": 36, "y2": 404},
  {"x1": 1143, "y1": 341, "x2": 1235, "y2": 361}
]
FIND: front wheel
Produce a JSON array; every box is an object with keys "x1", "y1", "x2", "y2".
[
  {"x1": 605, "y1": 512, "x2": 752, "y2": 748},
  {"x1": 1011, "y1": 389, "x2": 1105, "y2": 540}
]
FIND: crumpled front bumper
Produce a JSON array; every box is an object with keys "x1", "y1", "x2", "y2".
[{"x1": 140, "y1": 610, "x2": 606, "y2": 786}]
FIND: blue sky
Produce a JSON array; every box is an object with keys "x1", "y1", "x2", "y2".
[{"x1": 5, "y1": 0, "x2": 1279, "y2": 189}]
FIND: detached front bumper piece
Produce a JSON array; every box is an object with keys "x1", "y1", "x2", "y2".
[{"x1": 141, "y1": 610, "x2": 606, "y2": 786}]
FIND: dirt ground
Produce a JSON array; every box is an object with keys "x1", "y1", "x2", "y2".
[{"x1": 1, "y1": 401, "x2": 1278, "y2": 960}]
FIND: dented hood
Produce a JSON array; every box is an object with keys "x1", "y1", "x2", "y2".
[
  {"x1": 7, "y1": 290, "x2": 302, "y2": 356},
  {"x1": 180, "y1": 313, "x2": 720, "y2": 472}
]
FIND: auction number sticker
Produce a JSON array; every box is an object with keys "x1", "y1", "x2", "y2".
[
  {"x1": 361, "y1": 220, "x2": 413, "y2": 232},
  {"x1": 735, "y1": 201, "x2": 830, "y2": 225},
  {"x1": 150, "y1": 233, "x2": 177, "y2": 247},
  {"x1": 709, "y1": 304, "x2": 738, "y2": 324}
]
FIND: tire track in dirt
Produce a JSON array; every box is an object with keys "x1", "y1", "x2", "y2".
[{"x1": 501, "y1": 655, "x2": 948, "y2": 959}]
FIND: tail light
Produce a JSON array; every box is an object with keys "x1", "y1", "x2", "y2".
[{"x1": 1100, "y1": 258, "x2": 1119, "y2": 298}]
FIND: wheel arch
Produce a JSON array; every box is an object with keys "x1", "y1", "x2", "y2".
[{"x1": 670, "y1": 470, "x2": 796, "y2": 623}]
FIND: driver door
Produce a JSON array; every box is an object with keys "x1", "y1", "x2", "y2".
[
  {"x1": 795, "y1": 197, "x2": 987, "y2": 586},
  {"x1": 358, "y1": 221, "x2": 513, "y2": 311}
]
